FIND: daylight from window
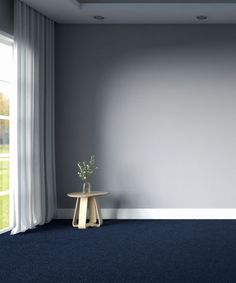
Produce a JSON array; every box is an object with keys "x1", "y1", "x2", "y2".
[{"x1": 0, "y1": 35, "x2": 13, "y2": 231}]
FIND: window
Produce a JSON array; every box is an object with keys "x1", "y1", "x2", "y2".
[{"x1": 0, "y1": 33, "x2": 14, "y2": 233}]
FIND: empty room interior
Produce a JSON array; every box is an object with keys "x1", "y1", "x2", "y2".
[{"x1": 1, "y1": 0, "x2": 236, "y2": 282}]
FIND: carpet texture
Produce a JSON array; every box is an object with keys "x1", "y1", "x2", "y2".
[{"x1": 1, "y1": 220, "x2": 236, "y2": 283}]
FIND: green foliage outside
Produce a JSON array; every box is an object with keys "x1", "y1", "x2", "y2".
[
  {"x1": 0, "y1": 195, "x2": 9, "y2": 230},
  {"x1": 0, "y1": 145, "x2": 9, "y2": 154},
  {"x1": 0, "y1": 145, "x2": 10, "y2": 230},
  {"x1": 0, "y1": 92, "x2": 9, "y2": 116},
  {"x1": 0, "y1": 160, "x2": 9, "y2": 193},
  {"x1": 0, "y1": 81, "x2": 11, "y2": 230},
  {"x1": 0, "y1": 145, "x2": 9, "y2": 192}
]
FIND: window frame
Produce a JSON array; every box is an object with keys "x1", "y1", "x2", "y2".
[{"x1": 0, "y1": 31, "x2": 14, "y2": 234}]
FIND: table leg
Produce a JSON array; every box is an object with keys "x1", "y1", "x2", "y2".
[
  {"x1": 94, "y1": 198, "x2": 103, "y2": 227},
  {"x1": 88, "y1": 197, "x2": 97, "y2": 225},
  {"x1": 78, "y1": 197, "x2": 88, "y2": 229},
  {"x1": 72, "y1": 197, "x2": 80, "y2": 227}
]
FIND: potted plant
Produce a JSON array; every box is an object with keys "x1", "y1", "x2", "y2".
[{"x1": 77, "y1": 155, "x2": 98, "y2": 193}]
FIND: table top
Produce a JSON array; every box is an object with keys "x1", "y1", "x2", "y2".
[{"x1": 67, "y1": 191, "x2": 108, "y2": 198}]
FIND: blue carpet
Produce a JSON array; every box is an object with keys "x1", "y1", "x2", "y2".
[{"x1": 1, "y1": 220, "x2": 236, "y2": 282}]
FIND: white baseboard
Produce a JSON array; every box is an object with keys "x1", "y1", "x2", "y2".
[{"x1": 56, "y1": 208, "x2": 236, "y2": 220}]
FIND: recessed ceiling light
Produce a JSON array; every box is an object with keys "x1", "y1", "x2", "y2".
[
  {"x1": 93, "y1": 16, "x2": 105, "y2": 20},
  {"x1": 196, "y1": 15, "x2": 207, "y2": 20}
]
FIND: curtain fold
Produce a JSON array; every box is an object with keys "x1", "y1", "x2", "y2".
[{"x1": 12, "y1": 0, "x2": 56, "y2": 234}]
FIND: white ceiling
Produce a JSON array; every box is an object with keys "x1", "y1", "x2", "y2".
[{"x1": 21, "y1": 0, "x2": 236, "y2": 24}]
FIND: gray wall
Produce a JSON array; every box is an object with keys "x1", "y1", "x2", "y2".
[
  {"x1": 0, "y1": 0, "x2": 13, "y2": 35},
  {"x1": 56, "y1": 25, "x2": 236, "y2": 209}
]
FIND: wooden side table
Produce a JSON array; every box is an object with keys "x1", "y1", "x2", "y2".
[{"x1": 67, "y1": 191, "x2": 108, "y2": 229}]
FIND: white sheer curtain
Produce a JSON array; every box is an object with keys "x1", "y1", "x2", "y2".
[{"x1": 11, "y1": 0, "x2": 57, "y2": 234}]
